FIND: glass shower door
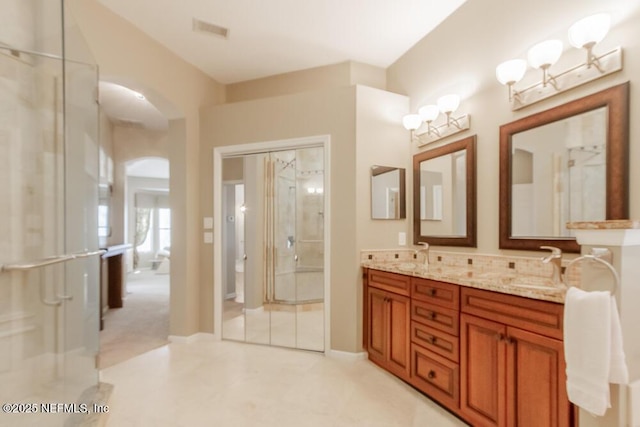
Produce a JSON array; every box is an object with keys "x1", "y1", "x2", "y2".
[{"x1": 0, "y1": 30, "x2": 100, "y2": 427}]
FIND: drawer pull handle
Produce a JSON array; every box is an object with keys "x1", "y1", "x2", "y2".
[{"x1": 427, "y1": 370, "x2": 436, "y2": 380}]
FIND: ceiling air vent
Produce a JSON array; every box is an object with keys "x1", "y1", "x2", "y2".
[{"x1": 192, "y1": 18, "x2": 229, "y2": 39}]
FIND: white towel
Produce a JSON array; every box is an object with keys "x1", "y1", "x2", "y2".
[{"x1": 564, "y1": 287, "x2": 628, "y2": 416}]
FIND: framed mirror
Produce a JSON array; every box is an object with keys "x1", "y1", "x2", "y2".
[
  {"x1": 499, "y1": 82, "x2": 629, "y2": 252},
  {"x1": 371, "y1": 166, "x2": 406, "y2": 219},
  {"x1": 413, "y1": 135, "x2": 477, "y2": 247}
]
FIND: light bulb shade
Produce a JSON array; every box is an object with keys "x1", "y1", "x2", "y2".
[
  {"x1": 496, "y1": 59, "x2": 527, "y2": 85},
  {"x1": 418, "y1": 105, "x2": 440, "y2": 122},
  {"x1": 527, "y1": 40, "x2": 563, "y2": 69},
  {"x1": 568, "y1": 13, "x2": 610, "y2": 48},
  {"x1": 402, "y1": 114, "x2": 422, "y2": 130},
  {"x1": 437, "y1": 94, "x2": 460, "y2": 114}
]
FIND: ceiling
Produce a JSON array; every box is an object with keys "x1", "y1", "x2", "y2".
[
  {"x1": 98, "y1": 0, "x2": 466, "y2": 84},
  {"x1": 97, "y1": 0, "x2": 466, "y2": 129}
]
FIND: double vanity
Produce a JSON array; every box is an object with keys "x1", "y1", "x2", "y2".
[
  {"x1": 365, "y1": 80, "x2": 632, "y2": 426},
  {"x1": 362, "y1": 251, "x2": 573, "y2": 427}
]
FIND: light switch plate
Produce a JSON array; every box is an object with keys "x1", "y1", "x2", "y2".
[
  {"x1": 203, "y1": 217, "x2": 213, "y2": 229},
  {"x1": 398, "y1": 232, "x2": 406, "y2": 246},
  {"x1": 204, "y1": 232, "x2": 213, "y2": 244}
]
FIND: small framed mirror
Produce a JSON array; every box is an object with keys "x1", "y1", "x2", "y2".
[
  {"x1": 413, "y1": 135, "x2": 477, "y2": 247},
  {"x1": 371, "y1": 166, "x2": 406, "y2": 219},
  {"x1": 499, "y1": 82, "x2": 629, "y2": 252}
]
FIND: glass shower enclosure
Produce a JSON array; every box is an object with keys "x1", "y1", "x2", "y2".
[{"x1": 0, "y1": 2, "x2": 101, "y2": 426}]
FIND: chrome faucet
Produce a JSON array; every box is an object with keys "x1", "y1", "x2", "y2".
[
  {"x1": 414, "y1": 242, "x2": 430, "y2": 266},
  {"x1": 540, "y1": 246, "x2": 562, "y2": 285}
]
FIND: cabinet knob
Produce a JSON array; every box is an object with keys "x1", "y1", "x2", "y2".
[
  {"x1": 427, "y1": 370, "x2": 436, "y2": 380},
  {"x1": 429, "y1": 288, "x2": 437, "y2": 296},
  {"x1": 495, "y1": 333, "x2": 505, "y2": 341},
  {"x1": 428, "y1": 336, "x2": 437, "y2": 344},
  {"x1": 506, "y1": 336, "x2": 516, "y2": 345},
  {"x1": 429, "y1": 311, "x2": 437, "y2": 320}
]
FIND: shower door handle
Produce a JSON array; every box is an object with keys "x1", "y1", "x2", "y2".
[
  {"x1": 294, "y1": 254, "x2": 299, "y2": 262},
  {"x1": 243, "y1": 254, "x2": 247, "y2": 260}
]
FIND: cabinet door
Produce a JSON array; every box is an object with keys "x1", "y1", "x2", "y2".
[
  {"x1": 387, "y1": 292, "x2": 411, "y2": 380},
  {"x1": 367, "y1": 287, "x2": 388, "y2": 364},
  {"x1": 506, "y1": 327, "x2": 570, "y2": 427},
  {"x1": 461, "y1": 314, "x2": 507, "y2": 427}
]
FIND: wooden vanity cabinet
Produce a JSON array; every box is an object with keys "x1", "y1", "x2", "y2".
[
  {"x1": 363, "y1": 269, "x2": 572, "y2": 427},
  {"x1": 460, "y1": 287, "x2": 571, "y2": 427},
  {"x1": 365, "y1": 269, "x2": 411, "y2": 381},
  {"x1": 409, "y1": 278, "x2": 461, "y2": 412}
]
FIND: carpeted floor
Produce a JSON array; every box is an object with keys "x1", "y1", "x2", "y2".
[{"x1": 98, "y1": 269, "x2": 170, "y2": 369}]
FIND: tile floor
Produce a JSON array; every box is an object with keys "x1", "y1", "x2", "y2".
[{"x1": 101, "y1": 340, "x2": 469, "y2": 427}]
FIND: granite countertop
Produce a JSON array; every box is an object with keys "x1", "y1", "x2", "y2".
[{"x1": 362, "y1": 260, "x2": 566, "y2": 304}]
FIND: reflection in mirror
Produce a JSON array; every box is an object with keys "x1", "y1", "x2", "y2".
[
  {"x1": 500, "y1": 82, "x2": 629, "y2": 252},
  {"x1": 421, "y1": 171, "x2": 443, "y2": 220},
  {"x1": 413, "y1": 135, "x2": 476, "y2": 247},
  {"x1": 371, "y1": 166, "x2": 406, "y2": 219},
  {"x1": 511, "y1": 107, "x2": 606, "y2": 237}
]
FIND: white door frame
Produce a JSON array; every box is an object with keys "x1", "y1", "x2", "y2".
[{"x1": 213, "y1": 135, "x2": 331, "y2": 353}]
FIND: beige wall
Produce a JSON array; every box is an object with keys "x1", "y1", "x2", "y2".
[
  {"x1": 387, "y1": 0, "x2": 640, "y2": 256},
  {"x1": 69, "y1": 0, "x2": 225, "y2": 336},
  {"x1": 226, "y1": 61, "x2": 386, "y2": 103},
  {"x1": 355, "y1": 86, "x2": 411, "y2": 251},
  {"x1": 201, "y1": 87, "x2": 359, "y2": 351},
  {"x1": 200, "y1": 84, "x2": 410, "y2": 352}
]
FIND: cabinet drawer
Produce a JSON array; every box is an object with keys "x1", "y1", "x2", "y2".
[
  {"x1": 411, "y1": 321, "x2": 459, "y2": 363},
  {"x1": 461, "y1": 287, "x2": 564, "y2": 340},
  {"x1": 368, "y1": 269, "x2": 410, "y2": 296},
  {"x1": 411, "y1": 278, "x2": 459, "y2": 309},
  {"x1": 412, "y1": 299, "x2": 459, "y2": 336},
  {"x1": 411, "y1": 343, "x2": 459, "y2": 411}
]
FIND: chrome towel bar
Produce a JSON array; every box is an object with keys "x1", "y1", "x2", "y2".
[{"x1": 1, "y1": 249, "x2": 106, "y2": 272}]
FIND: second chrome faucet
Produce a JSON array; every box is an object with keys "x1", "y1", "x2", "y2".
[
  {"x1": 540, "y1": 246, "x2": 563, "y2": 285},
  {"x1": 414, "y1": 242, "x2": 430, "y2": 266}
]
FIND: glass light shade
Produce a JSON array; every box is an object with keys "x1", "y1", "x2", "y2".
[
  {"x1": 437, "y1": 94, "x2": 460, "y2": 114},
  {"x1": 527, "y1": 40, "x2": 563, "y2": 69},
  {"x1": 402, "y1": 114, "x2": 422, "y2": 130},
  {"x1": 496, "y1": 59, "x2": 527, "y2": 85},
  {"x1": 418, "y1": 105, "x2": 440, "y2": 122},
  {"x1": 568, "y1": 13, "x2": 610, "y2": 48}
]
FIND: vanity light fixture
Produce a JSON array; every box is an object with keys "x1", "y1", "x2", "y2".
[
  {"x1": 402, "y1": 93, "x2": 470, "y2": 147},
  {"x1": 496, "y1": 13, "x2": 621, "y2": 110}
]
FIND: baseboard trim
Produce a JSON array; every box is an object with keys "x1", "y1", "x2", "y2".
[
  {"x1": 168, "y1": 332, "x2": 216, "y2": 344},
  {"x1": 326, "y1": 349, "x2": 368, "y2": 360}
]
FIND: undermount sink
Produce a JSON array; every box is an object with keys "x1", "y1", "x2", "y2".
[
  {"x1": 498, "y1": 275, "x2": 558, "y2": 289},
  {"x1": 397, "y1": 262, "x2": 424, "y2": 271}
]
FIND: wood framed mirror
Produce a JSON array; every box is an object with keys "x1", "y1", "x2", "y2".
[
  {"x1": 499, "y1": 82, "x2": 629, "y2": 252},
  {"x1": 413, "y1": 135, "x2": 477, "y2": 247},
  {"x1": 371, "y1": 166, "x2": 406, "y2": 219}
]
